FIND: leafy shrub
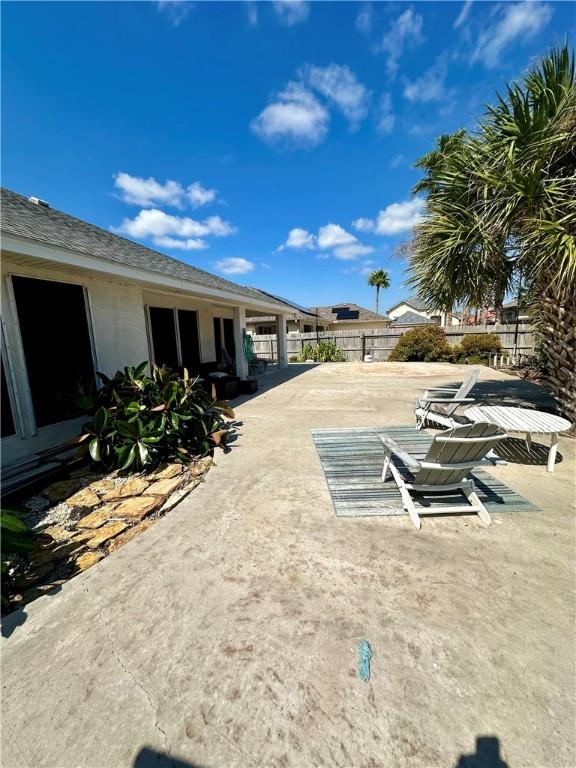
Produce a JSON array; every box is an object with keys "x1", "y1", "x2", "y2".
[
  {"x1": 459, "y1": 333, "x2": 502, "y2": 361},
  {"x1": 299, "y1": 340, "x2": 346, "y2": 362},
  {"x1": 300, "y1": 343, "x2": 315, "y2": 361},
  {"x1": 1, "y1": 511, "x2": 35, "y2": 611},
  {"x1": 463, "y1": 354, "x2": 488, "y2": 365},
  {"x1": 78, "y1": 362, "x2": 233, "y2": 472},
  {"x1": 389, "y1": 326, "x2": 455, "y2": 362},
  {"x1": 288, "y1": 355, "x2": 300, "y2": 363}
]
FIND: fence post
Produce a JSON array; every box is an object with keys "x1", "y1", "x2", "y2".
[
  {"x1": 361, "y1": 334, "x2": 366, "y2": 360},
  {"x1": 270, "y1": 338, "x2": 273, "y2": 361}
]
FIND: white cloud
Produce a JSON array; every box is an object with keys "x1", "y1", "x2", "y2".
[
  {"x1": 375, "y1": 92, "x2": 395, "y2": 133},
  {"x1": 114, "y1": 172, "x2": 218, "y2": 209},
  {"x1": 333, "y1": 243, "x2": 375, "y2": 260},
  {"x1": 214, "y1": 257, "x2": 255, "y2": 275},
  {"x1": 114, "y1": 173, "x2": 183, "y2": 208},
  {"x1": 375, "y1": 199, "x2": 425, "y2": 235},
  {"x1": 353, "y1": 199, "x2": 425, "y2": 236},
  {"x1": 246, "y1": 1, "x2": 258, "y2": 25},
  {"x1": 403, "y1": 55, "x2": 449, "y2": 103},
  {"x1": 280, "y1": 227, "x2": 316, "y2": 250},
  {"x1": 154, "y1": 236, "x2": 208, "y2": 251},
  {"x1": 454, "y1": 0, "x2": 473, "y2": 29},
  {"x1": 380, "y1": 9, "x2": 424, "y2": 76},
  {"x1": 156, "y1": 1, "x2": 191, "y2": 27},
  {"x1": 472, "y1": 1, "x2": 552, "y2": 69},
  {"x1": 390, "y1": 154, "x2": 404, "y2": 168},
  {"x1": 317, "y1": 223, "x2": 357, "y2": 249},
  {"x1": 187, "y1": 181, "x2": 217, "y2": 207},
  {"x1": 117, "y1": 208, "x2": 236, "y2": 241},
  {"x1": 251, "y1": 81, "x2": 329, "y2": 148},
  {"x1": 352, "y1": 217, "x2": 376, "y2": 233},
  {"x1": 273, "y1": 1, "x2": 309, "y2": 26},
  {"x1": 304, "y1": 64, "x2": 370, "y2": 128},
  {"x1": 355, "y1": 4, "x2": 373, "y2": 34}
]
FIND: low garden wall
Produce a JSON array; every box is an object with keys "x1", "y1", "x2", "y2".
[{"x1": 251, "y1": 324, "x2": 536, "y2": 363}]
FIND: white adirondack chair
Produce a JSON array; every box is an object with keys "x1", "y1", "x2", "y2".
[
  {"x1": 380, "y1": 422, "x2": 506, "y2": 529},
  {"x1": 414, "y1": 368, "x2": 481, "y2": 430}
]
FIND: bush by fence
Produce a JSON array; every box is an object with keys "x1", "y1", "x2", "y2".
[{"x1": 250, "y1": 324, "x2": 534, "y2": 363}]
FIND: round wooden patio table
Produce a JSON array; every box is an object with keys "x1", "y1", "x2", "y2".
[{"x1": 465, "y1": 405, "x2": 571, "y2": 473}]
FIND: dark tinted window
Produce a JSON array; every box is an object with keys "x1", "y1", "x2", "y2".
[
  {"x1": 12, "y1": 276, "x2": 95, "y2": 428},
  {"x1": 149, "y1": 307, "x2": 179, "y2": 369},
  {"x1": 178, "y1": 310, "x2": 200, "y2": 372}
]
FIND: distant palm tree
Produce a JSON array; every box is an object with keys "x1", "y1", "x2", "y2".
[{"x1": 367, "y1": 269, "x2": 391, "y2": 314}]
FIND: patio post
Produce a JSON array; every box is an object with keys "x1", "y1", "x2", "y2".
[
  {"x1": 233, "y1": 305, "x2": 249, "y2": 379},
  {"x1": 275, "y1": 313, "x2": 288, "y2": 369}
]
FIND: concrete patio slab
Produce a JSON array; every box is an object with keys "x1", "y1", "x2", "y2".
[{"x1": 2, "y1": 363, "x2": 575, "y2": 768}]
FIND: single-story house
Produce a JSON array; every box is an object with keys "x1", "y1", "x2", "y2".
[
  {"x1": 0, "y1": 188, "x2": 302, "y2": 474},
  {"x1": 246, "y1": 302, "x2": 390, "y2": 335},
  {"x1": 502, "y1": 300, "x2": 530, "y2": 324},
  {"x1": 387, "y1": 297, "x2": 460, "y2": 327}
]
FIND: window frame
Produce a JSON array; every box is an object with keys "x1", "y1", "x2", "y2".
[{"x1": 145, "y1": 305, "x2": 202, "y2": 370}]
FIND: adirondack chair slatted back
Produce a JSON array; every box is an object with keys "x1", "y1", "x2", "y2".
[
  {"x1": 443, "y1": 369, "x2": 481, "y2": 417},
  {"x1": 414, "y1": 422, "x2": 505, "y2": 486}
]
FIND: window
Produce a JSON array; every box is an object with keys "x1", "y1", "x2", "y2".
[
  {"x1": 148, "y1": 307, "x2": 201, "y2": 371},
  {"x1": 303, "y1": 324, "x2": 313, "y2": 333},
  {"x1": 257, "y1": 325, "x2": 275, "y2": 335},
  {"x1": 11, "y1": 276, "x2": 95, "y2": 428}
]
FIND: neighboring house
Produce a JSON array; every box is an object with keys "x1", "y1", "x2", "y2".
[
  {"x1": 502, "y1": 300, "x2": 530, "y2": 324},
  {"x1": 387, "y1": 297, "x2": 460, "y2": 326},
  {"x1": 246, "y1": 302, "x2": 390, "y2": 334},
  {"x1": 0, "y1": 188, "x2": 301, "y2": 471}
]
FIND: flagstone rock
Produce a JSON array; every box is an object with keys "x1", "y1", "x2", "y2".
[
  {"x1": 113, "y1": 495, "x2": 164, "y2": 520},
  {"x1": 147, "y1": 477, "x2": 183, "y2": 497},
  {"x1": 104, "y1": 477, "x2": 150, "y2": 500},
  {"x1": 150, "y1": 463, "x2": 184, "y2": 480},
  {"x1": 157, "y1": 484, "x2": 197, "y2": 515},
  {"x1": 84, "y1": 521, "x2": 128, "y2": 549},
  {"x1": 42, "y1": 479, "x2": 82, "y2": 504},
  {"x1": 42, "y1": 525, "x2": 77, "y2": 543},
  {"x1": 30, "y1": 540, "x2": 84, "y2": 567},
  {"x1": 87, "y1": 477, "x2": 116, "y2": 495},
  {"x1": 76, "y1": 504, "x2": 118, "y2": 529},
  {"x1": 74, "y1": 551, "x2": 105, "y2": 571},
  {"x1": 66, "y1": 486, "x2": 101, "y2": 510},
  {"x1": 108, "y1": 520, "x2": 157, "y2": 553}
]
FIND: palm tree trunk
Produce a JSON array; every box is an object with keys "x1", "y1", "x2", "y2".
[
  {"x1": 376, "y1": 287, "x2": 379, "y2": 314},
  {"x1": 539, "y1": 284, "x2": 576, "y2": 422}
]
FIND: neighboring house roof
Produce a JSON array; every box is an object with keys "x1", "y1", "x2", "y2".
[
  {"x1": 0, "y1": 188, "x2": 295, "y2": 312},
  {"x1": 388, "y1": 296, "x2": 428, "y2": 313},
  {"x1": 310, "y1": 303, "x2": 390, "y2": 323},
  {"x1": 390, "y1": 311, "x2": 435, "y2": 326}
]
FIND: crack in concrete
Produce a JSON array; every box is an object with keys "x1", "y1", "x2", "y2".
[{"x1": 88, "y1": 587, "x2": 175, "y2": 767}]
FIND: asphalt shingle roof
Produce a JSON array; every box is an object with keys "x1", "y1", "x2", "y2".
[
  {"x1": 310, "y1": 303, "x2": 390, "y2": 323},
  {"x1": 390, "y1": 310, "x2": 435, "y2": 326},
  {"x1": 388, "y1": 296, "x2": 428, "y2": 312},
  {"x1": 0, "y1": 187, "x2": 293, "y2": 310}
]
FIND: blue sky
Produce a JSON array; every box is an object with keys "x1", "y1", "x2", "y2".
[{"x1": 2, "y1": 1, "x2": 572, "y2": 313}]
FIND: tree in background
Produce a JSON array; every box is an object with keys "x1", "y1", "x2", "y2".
[
  {"x1": 407, "y1": 46, "x2": 575, "y2": 420},
  {"x1": 367, "y1": 268, "x2": 391, "y2": 315}
]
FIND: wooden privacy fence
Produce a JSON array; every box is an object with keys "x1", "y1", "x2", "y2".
[{"x1": 250, "y1": 324, "x2": 536, "y2": 363}]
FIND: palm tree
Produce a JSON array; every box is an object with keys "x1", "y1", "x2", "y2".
[
  {"x1": 367, "y1": 269, "x2": 391, "y2": 315},
  {"x1": 408, "y1": 45, "x2": 576, "y2": 420}
]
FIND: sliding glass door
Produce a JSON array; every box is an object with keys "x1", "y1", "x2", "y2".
[{"x1": 11, "y1": 275, "x2": 96, "y2": 429}]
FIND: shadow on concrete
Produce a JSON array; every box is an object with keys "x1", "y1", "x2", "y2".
[
  {"x1": 133, "y1": 747, "x2": 204, "y2": 768},
  {"x1": 495, "y1": 436, "x2": 562, "y2": 466},
  {"x1": 461, "y1": 375, "x2": 556, "y2": 412},
  {"x1": 1, "y1": 583, "x2": 63, "y2": 638},
  {"x1": 232, "y1": 363, "x2": 318, "y2": 408},
  {"x1": 456, "y1": 736, "x2": 509, "y2": 767}
]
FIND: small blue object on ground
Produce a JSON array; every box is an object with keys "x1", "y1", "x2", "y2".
[{"x1": 358, "y1": 640, "x2": 373, "y2": 682}]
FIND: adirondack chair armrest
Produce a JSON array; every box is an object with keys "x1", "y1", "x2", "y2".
[
  {"x1": 418, "y1": 387, "x2": 458, "y2": 392},
  {"x1": 379, "y1": 435, "x2": 421, "y2": 471}
]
